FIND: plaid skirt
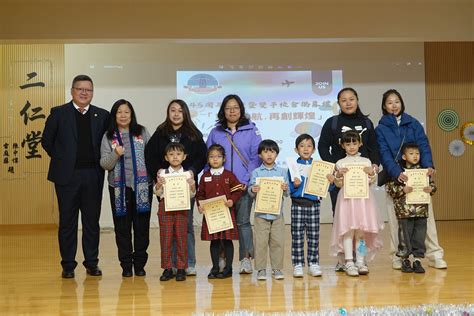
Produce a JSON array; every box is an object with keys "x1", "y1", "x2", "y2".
[{"x1": 201, "y1": 208, "x2": 239, "y2": 241}]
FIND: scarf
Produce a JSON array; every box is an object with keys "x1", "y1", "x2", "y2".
[{"x1": 112, "y1": 130, "x2": 150, "y2": 216}]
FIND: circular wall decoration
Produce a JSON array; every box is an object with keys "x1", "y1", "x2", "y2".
[
  {"x1": 437, "y1": 109, "x2": 460, "y2": 132},
  {"x1": 460, "y1": 122, "x2": 474, "y2": 145},
  {"x1": 448, "y1": 139, "x2": 465, "y2": 157}
]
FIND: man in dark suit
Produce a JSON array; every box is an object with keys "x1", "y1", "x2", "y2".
[{"x1": 42, "y1": 75, "x2": 109, "y2": 278}]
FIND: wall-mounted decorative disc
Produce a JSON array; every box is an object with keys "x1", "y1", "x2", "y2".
[{"x1": 437, "y1": 109, "x2": 459, "y2": 132}]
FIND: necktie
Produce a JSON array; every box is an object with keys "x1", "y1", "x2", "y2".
[{"x1": 78, "y1": 108, "x2": 85, "y2": 114}]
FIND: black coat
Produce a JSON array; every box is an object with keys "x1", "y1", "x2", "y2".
[
  {"x1": 41, "y1": 102, "x2": 109, "y2": 185},
  {"x1": 144, "y1": 128, "x2": 207, "y2": 184}
]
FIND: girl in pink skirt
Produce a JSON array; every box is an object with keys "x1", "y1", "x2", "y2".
[{"x1": 328, "y1": 131, "x2": 384, "y2": 277}]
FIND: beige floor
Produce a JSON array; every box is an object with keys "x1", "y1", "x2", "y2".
[{"x1": 0, "y1": 221, "x2": 472, "y2": 315}]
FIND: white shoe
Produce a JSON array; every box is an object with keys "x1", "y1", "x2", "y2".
[
  {"x1": 335, "y1": 262, "x2": 345, "y2": 272},
  {"x1": 392, "y1": 258, "x2": 402, "y2": 270},
  {"x1": 239, "y1": 258, "x2": 253, "y2": 274},
  {"x1": 293, "y1": 265, "x2": 304, "y2": 278},
  {"x1": 186, "y1": 266, "x2": 197, "y2": 276},
  {"x1": 309, "y1": 264, "x2": 322, "y2": 277},
  {"x1": 356, "y1": 262, "x2": 369, "y2": 275},
  {"x1": 218, "y1": 257, "x2": 226, "y2": 272},
  {"x1": 257, "y1": 269, "x2": 267, "y2": 280},
  {"x1": 428, "y1": 258, "x2": 448, "y2": 269},
  {"x1": 272, "y1": 269, "x2": 284, "y2": 280},
  {"x1": 345, "y1": 262, "x2": 359, "y2": 277}
]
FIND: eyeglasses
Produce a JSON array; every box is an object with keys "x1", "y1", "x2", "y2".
[
  {"x1": 73, "y1": 87, "x2": 94, "y2": 94},
  {"x1": 224, "y1": 106, "x2": 240, "y2": 112}
]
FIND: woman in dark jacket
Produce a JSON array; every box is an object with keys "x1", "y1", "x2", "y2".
[
  {"x1": 375, "y1": 89, "x2": 447, "y2": 270},
  {"x1": 145, "y1": 99, "x2": 207, "y2": 275},
  {"x1": 318, "y1": 87, "x2": 380, "y2": 213}
]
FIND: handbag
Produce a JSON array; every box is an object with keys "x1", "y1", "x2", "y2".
[{"x1": 377, "y1": 134, "x2": 406, "y2": 187}]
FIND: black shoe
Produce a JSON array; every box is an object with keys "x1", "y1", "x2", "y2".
[
  {"x1": 217, "y1": 268, "x2": 232, "y2": 279},
  {"x1": 62, "y1": 270, "x2": 75, "y2": 278},
  {"x1": 208, "y1": 268, "x2": 219, "y2": 279},
  {"x1": 134, "y1": 268, "x2": 146, "y2": 277},
  {"x1": 86, "y1": 266, "x2": 102, "y2": 276},
  {"x1": 122, "y1": 269, "x2": 133, "y2": 277},
  {"x1": 160, "y1": 269, "x2": 174, "y2": 281},
  {"x1": 413, "y1": 260, "x2": 425, "y2": 273},
  {"x1": 401, "y1": 259, "x2": 413, "y2": 273},
  {"x1": 176, "y1": 269, "x2": 186, "y2": 281}
]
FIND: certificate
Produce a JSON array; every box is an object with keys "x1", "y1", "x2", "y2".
[
  {"x1": 304, "y1": 160, "x2": 335, "y2": 198},
  {"x1": 343, "y1": 164, "x2": 369, "y2": 199},
  {"x1": 286, "y1": 157, "x2": 301, "y2": 181},
  {"x1": 200, "y1": 195, "x2": 234, "y2": 234},
  {"x1": 162, "y1": 173, "x2": 191, "y2": 211},
  {"x1": 255, "y1": 177, "x2": 284, "y2": 215},
  {"x1": 405, "y1": 169, "x2": 430, "y2": 204}
]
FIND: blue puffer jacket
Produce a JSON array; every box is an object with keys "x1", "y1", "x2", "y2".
[{"x1": 375, "y1": 113, "x2": 434, "y2": 179}]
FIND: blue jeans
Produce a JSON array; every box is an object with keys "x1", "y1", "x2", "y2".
[
  {"x1": 170, "y1": 198, "x2": 196, "y2": 268},
  {"x1": 235, "y1": 191, "x2": 254, "y2": 261}
]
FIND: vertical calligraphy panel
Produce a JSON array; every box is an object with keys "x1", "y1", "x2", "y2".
[{"x1": 0, "y1": 44, "x2": 64, "y2": 224}]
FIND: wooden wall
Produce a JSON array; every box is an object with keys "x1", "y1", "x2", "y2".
[
  {"x1": 425, "y1": 42, "x2": 474, "y2": 220},
  {"x1": 0, "y1": 45, "x2": 64, "y2": 224}
]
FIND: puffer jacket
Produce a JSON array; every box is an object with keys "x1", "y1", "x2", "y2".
[{"x1": 375, "y1": 113, "x2": 434, "y2": 179}]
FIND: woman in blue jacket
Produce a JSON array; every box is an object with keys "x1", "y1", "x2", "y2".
[
  {"x1": 375, "y1": 89, "x2": 447, "y2": 270},
  {"x1": 206, "y1": 94, "x2": 262, "y2": 274}
]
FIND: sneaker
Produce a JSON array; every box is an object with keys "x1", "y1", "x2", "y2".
[
  {"x1": 345, "y1": 262, "x2": 359, "y2": 277},
  {"x1": 186, "y1": 266, "x2": 197, "y2": 276},
  {"x1": 257, "y1": 269, "x2": 267, "y2": 280},
  {"x1": 175, "y1": 269, "x2": 186, "y2": 281},
  {"x1": 218, "y1": 257, "x2": 226, "y2": 272},
  {"x1": 309, "y1": 264, "x2": 322, "y2": 277},
  {"x1": 239, "y1": 258, "x2": 253, "y2": 274},
  {"x1": 392, "y1": 257, "x2": 402, "y2": 270},
  {"x1": 293, "y1": 265, "x2": 304, "y2": 278},
  {"x1": 355, "y1": 262, "x2": 369, "y2": 275},
  {"x1": 160, "y1": 269, "x2": 174, "y2": 281},
  {"x1": 413, "y1": 260, "x2": 425, "y2": 273},
  {"x1": 401, "y1": 259, "x2": 413, "y2": 273},
  {"x1": 428, "y1": 258, "x2": 447, "y2": 269},
  {"x1": 335, "y1": 262, "x2": 345, "y2": 272},
  {"x1": 272, "y1": 269, "x2": 284, "y2": 280}
]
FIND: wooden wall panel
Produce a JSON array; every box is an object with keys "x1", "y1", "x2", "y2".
[
  {"x1": 425, "y1": 42, "x2": 474, "y2": 220},
  {"x1": 0, "y1": 44, "x2": 64, "y2": 224}
]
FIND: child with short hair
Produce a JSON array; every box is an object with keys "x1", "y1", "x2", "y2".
[
  {"x1": 329, "y1": 130, "x2": 383, "y2": 277},
  {"x1": 155, "y1": 142, "x2": 196, "y2": 281},
  {"x1": 288, "y1": 133, "x2": 323, "y2": 277},
  {"x1": 196, "y1": 144, "x2": 244, "y2": 279},
  {"x1": 386, "y1": 143, "x2": 436, "y2": 273},
  {"x1": 248, "y1": 139, "x2": 289, "y2": 280}
]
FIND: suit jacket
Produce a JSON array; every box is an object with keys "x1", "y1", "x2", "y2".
[{"x1": 41, "y1": 101, "x2": 109, "y2": 185}]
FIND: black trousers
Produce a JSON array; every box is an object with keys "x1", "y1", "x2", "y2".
[
  {"x1": 108, "y1": 185, "x2": 152, "y2": 271},
  {"x1": 329, "y1": 186, "x2": 340, "y2": 217},
  {"x1": 55, "y1": 168, "x2": 103, "y2": 271},
  {"x1": 397, "y1": 217, "x2": 427, "y2": 258}
]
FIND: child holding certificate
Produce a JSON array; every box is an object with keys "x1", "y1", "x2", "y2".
[
  {"x1": 248, "y1": 140, "x2": 289, "y2": 281},
  {"x1": 154, "y1": 143, "x2": 196, "y2": 282},
  {"x1": 329, "y1": 131, "x2": 383, "y2": 277},
  {"x1": 288, "y1": 134, "x2": 323, "y2": 278},
  {"x1": 386, "y1": 143, "x2": 437, "y2": 273},
  {"x1": 196, "y1": 144, "x2": 244, "y2": 279}
]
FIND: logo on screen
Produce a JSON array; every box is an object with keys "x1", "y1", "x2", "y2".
[
  {"x1": 184, "y1": 73, "x2": 221, "y2": 94},
  {"x1": 311, "y1": 71, "x2": 333, "y2": 96}
]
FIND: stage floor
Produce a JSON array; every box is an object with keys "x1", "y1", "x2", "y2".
[{"x1": 0, "y1": 221, "x2": 473, "y2": 315}]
